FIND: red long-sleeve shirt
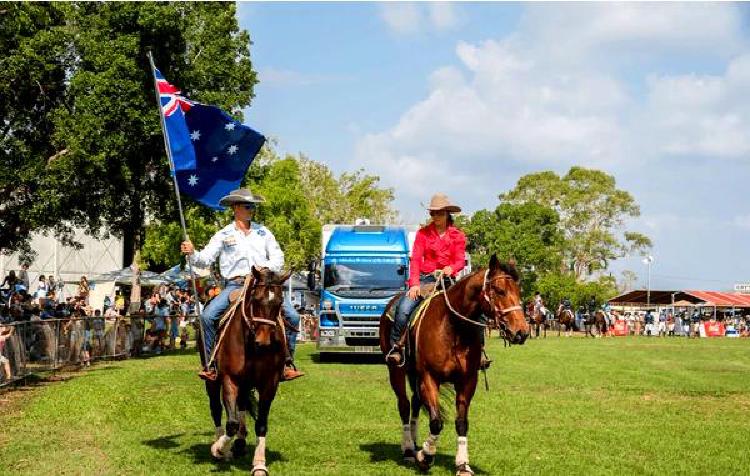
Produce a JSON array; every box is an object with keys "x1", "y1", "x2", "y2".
[{"x1": 408, "y1": 223, "x2": 467, "y2": 287}]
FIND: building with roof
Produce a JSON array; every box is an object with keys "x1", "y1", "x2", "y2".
[{"x1": 608, "y1": 289, "x2": 750, "y2": 318}]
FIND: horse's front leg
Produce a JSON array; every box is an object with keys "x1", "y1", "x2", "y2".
[
  {"x1": 252, "y1": 383, "x2": 279, "y2": 476},
  {"x1": 416, "y1": 373, "x2": 442, "y2": 472},
  {"x1": 455, "y1": 376, "x2": 478, "y2": 476},
  {"x1": 211, "y1": 376, "x2": 239, "y2": 460}
]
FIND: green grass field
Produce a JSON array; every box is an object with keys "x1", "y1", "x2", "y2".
[{"x1": 1, "y1": 336, "x2": 749, "y2": 475}]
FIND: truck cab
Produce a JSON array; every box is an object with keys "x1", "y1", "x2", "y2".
[{"x1": 315, "y1": 224, "x2": 416, "y2": 353}]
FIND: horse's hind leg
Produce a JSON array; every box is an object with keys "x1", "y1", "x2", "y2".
[
  {"x1": 388, "y1": 365, "x2": 414, "y2": 461},
  {"x1": 232, "y1": 384, "x2": 250, "y2": 457},
  {"x1": 206, "y1": 381, "x2": 224, "y2": 442},
  {"x1": 408, "y1": 392, "x2": 421, "y2": 460},
  {"x1": 415, "y1": 373, "x2": 442, "y2": 472}
]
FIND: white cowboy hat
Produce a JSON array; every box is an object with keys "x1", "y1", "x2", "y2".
[{"x1": 218, "y1": 188, "x2": 265, "y2": 207}]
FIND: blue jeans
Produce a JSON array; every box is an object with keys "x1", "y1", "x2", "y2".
[
  {"x1": 283, "y1": 299, "x2": 300, "y2": 360},
  {"x1": 200, "y1": 281, "x2": 243, "y2": 366},
  {"x1": 390, "y1": 275, "x2": 437, "y2": 347}
]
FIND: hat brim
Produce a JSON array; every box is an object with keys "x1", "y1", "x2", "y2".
[
  {"x1": 428, "y1": 205, "x2": 461, "y2": 213},
  {"x1": 219, "y1": 194, "x2": 265, "y2": 207}
]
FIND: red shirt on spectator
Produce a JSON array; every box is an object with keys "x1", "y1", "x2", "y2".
[{"x1": 408, "y1": 223, "x2": 466, "y2": 287}]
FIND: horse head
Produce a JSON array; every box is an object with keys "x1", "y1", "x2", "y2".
[
  {"x1": 245, "y1": 266, "x2": 292, "y2": 347},
  {"x1": 479, "y1": 254, "x2": 529, "y2": 345}
]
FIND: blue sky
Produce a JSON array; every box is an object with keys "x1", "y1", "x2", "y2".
[{"x1": 237, "y1": 2, "x2": 750, "y2": 291}]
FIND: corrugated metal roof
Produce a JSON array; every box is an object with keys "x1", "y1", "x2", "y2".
[
  {"x1": 609, "y1": 289, "x2": 750, "y2": 307},
  {"x1": 685, "y1": 290, "x2": 750, "y2": 307}
]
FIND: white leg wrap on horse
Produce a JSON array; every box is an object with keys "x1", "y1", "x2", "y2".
[
  {"x1": 401, "y1": 424, "x2": 414, "y2": 451},
  {"x1": 253, "y1": 436, "x2": 266, "y2": 466},
  {"x1": 456, "y1": 436, "x2": 469, "y2": 466},
  {"x1": 423, "y1": 434, "x2": 439, "y2": 456},
  {"x1": 211, "y1": 434, "x2": 232, "y2": 459}
]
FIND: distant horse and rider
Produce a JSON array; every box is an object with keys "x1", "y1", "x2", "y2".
[
  {"x1": 555, "y1": 296, "x2": 576, "y2": 337},
  {"x1": 380, "y1": 255, "x2": 529, "y2": 476}
]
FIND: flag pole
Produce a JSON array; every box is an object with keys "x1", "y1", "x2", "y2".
[{"x1": 147, "y1": 50, "x2": 209, "y2": 368}]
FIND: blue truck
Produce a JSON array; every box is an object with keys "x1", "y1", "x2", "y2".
[{"x1": 314, "y1": 223, "x2": 417, "y2": 354}]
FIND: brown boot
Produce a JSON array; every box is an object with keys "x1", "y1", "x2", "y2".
[
  {"x1": 282, "y1": 365, "x2": 305, "y2": 381},
  {"x1": 198, "y1": 368, "x2": 217, "y2": 381}
]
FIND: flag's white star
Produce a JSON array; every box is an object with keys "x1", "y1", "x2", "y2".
[
  {"x1": 188, "y1": 175, "x2": 198, "y2": 186},
  {"x1": 190, "y1": 130, "x2": 201, "y2": 141},
  {"x1": 224, "y1": 122, "x2": 236, "y2": 131},
  {"x1": 211, "y1": 156, "x2": 218, "y2": 162},
  {"x1": 227, "y1": 145, "x2": 238, "y2": 155}
]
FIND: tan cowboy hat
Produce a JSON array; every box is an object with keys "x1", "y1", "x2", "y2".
[
  {"x1": 426, "y1": 192, "x2": 461, "y2": 213},
  {"x1": 218, "y1": 188, "x2": 265, "y2": 207}
]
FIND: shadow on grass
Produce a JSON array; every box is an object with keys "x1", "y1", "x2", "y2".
[
  {"x1": 131, "y1": 347, "x2": 198, "y2": 360},
  {"x1": 143, "y1": 433, "x2": 286, "y2": 471},
  {"x1": 360, "y1": 441, "x2": 488, "y2": 474},
  {"x1": 312, "y1": 353, "x2": 384, "y2": 365}
]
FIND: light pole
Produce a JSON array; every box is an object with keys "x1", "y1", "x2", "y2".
[{"x1": 642, "y1": 255, "x2": 654, "y2": 307}]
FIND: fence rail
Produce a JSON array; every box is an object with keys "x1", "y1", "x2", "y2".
[
  {"x1": 0, "y1": 312, "x2": 320, "y2": 389},
  {"x1": 0, "y1": 315, "x2": 194, "y2": 388}
]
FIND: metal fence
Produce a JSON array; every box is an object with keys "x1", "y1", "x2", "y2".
[{"x1": 0, "y1": 315, "x2": 194, "y2": 388}]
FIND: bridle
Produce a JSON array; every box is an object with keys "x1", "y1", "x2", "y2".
[{"x1": 438, "y1": 269, "x2": 522, "y2": 330}]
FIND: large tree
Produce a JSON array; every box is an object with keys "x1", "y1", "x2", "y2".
[
  {"x1": 464, "y1": 202, "x2": 563, "y2": 301},
  {"x1": 500, "y1": 167, "x2": 652, "y2": 280},
  {"x1": 1, "y1": 3, "x2": 256, "y2": 275},
  {"x1": 0, "y1": 3, "x2": 73, "y2": 262}
]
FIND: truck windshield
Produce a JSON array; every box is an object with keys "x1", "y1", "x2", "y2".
[{"x1": 324, "y1": 262, "x2": 405, "y2": 291}]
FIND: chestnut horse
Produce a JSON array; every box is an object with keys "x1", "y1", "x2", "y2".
[
  {"x1": 556, "y1": 308, "x2": 576, "y2": 337},
  {"x1": 379, "y1": 255, "x2": 529, "y2": 476},
  {"x1": 205, "y1": 267, "x2": 291, "y2": 476}
]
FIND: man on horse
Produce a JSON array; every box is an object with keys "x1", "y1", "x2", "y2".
[
  {"x1": 385, "y1": 193, "x2": 478, "y2": 367},
  {"x1": 557, "y1": 296, "x2": 572, "y2": 318},
  {"x1": 180, "y1": 188, "x2": 304, "y2": 382}
]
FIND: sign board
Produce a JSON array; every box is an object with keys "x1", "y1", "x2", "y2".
[{"x1": 734, "y1": 283, "x2": 750, "y2": 293}]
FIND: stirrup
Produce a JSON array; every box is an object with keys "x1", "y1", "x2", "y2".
[
  {"x1": 480, "y1": 350, "x2": 492, "y2": 371},
  {"x1": 385, "y1": 345, "x2": 405, "y2": 367}
]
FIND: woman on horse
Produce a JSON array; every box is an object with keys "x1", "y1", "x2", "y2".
[{"x1": 386, "y1": 193, "x2": 468, "y2": 366}]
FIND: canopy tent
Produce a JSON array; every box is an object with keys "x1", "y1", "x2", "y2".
[
  {"x1": 88, "y1": 267, "x2": 168, "y2": 286},
  {"x1": 159, "y1": 264, "x2": 211, "y2": 283}
]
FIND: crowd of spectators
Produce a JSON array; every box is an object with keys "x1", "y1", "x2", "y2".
[{"x1": 0, "y1": 268, "x2": 208, "y2": 384}]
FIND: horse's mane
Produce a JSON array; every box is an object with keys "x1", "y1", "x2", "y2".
[{"x1": 451, "y1": 260, "x2": 520, "y2": 288}]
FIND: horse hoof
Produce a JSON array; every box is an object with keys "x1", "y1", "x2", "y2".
[
  {"x1": 415, "y1": 449, "x2": 433, "y2": 472},
  {"x1": 403, "y1": 448, "x2": 416, "y2": 463},
  {"x1": 210, "y1": 442, "x2": 232, "y2": 461},
  {"x1": 252, "y1": 463, "x2": 269, "y2": 476},
  {"x1": 232, "y1": 438, "x2": 247, "y2": 457},
  {"x1": 456, "y1": 463, "x2": 475, "y2": 476}
]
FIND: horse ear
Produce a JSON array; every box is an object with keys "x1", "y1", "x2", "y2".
[
  {"x1": 488, "y1": 254, "x2": 499, "y2": 271},
  {"x1": 251, "y1": 265, "x2": 262, "y2": 281},
  {"x1": 275, "y1": 270, "x2": 292, "y2": 285}
]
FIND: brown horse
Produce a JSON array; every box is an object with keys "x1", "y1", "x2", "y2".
[
  {"x1": 556, "y1": 307, "x2": 576, "y2": 337},
  {"x1": 379, "y1": 255, "x2": 529, "y2": 475},
  {"x1": 206, "y1": 267, "x2": 291, "y2": 476},
  {"x1": 584, "y1": 310, "x2": 608, "y2": 337},
  {"x1": 530, "y1": 307, "x2": 548, "y2": 338}
]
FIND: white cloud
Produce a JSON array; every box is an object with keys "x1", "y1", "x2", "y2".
[
  {"x1": 734, "y1": 215, "x2": 750, "y2": 230},
  {"x1": 356, "y1": 3, "x2": 750, "y2": 215},
  {"x1": 380, "y1": 2, "x2": 463, "y2": 35}
]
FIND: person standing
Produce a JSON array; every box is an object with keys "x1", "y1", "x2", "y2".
[
  {"x1": 180, "y1": 188, "x2": 292, "y2": 381},
  {"x1": 18, "y1": 264, "x2": 30, "y2": 292},
  {"x1": 77, "y1": 276, "x2": 89, "y2": 305}
]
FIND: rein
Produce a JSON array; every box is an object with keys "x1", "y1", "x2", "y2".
[{"x1": 207, "y1": 274, "x2": 281, "y2": 368}]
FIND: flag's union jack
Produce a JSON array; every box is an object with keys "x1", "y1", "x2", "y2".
[{"x1": 155, "y1": 69, "x2": 192, "y2": 117}]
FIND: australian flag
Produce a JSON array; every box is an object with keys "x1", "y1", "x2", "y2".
[{"x1": 155, "y1": 68, "x2": 265, "y2": 209}]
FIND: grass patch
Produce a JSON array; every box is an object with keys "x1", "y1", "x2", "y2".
[{"x1": 1, "y1": 337, "x2": 749, "y2": 475}]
